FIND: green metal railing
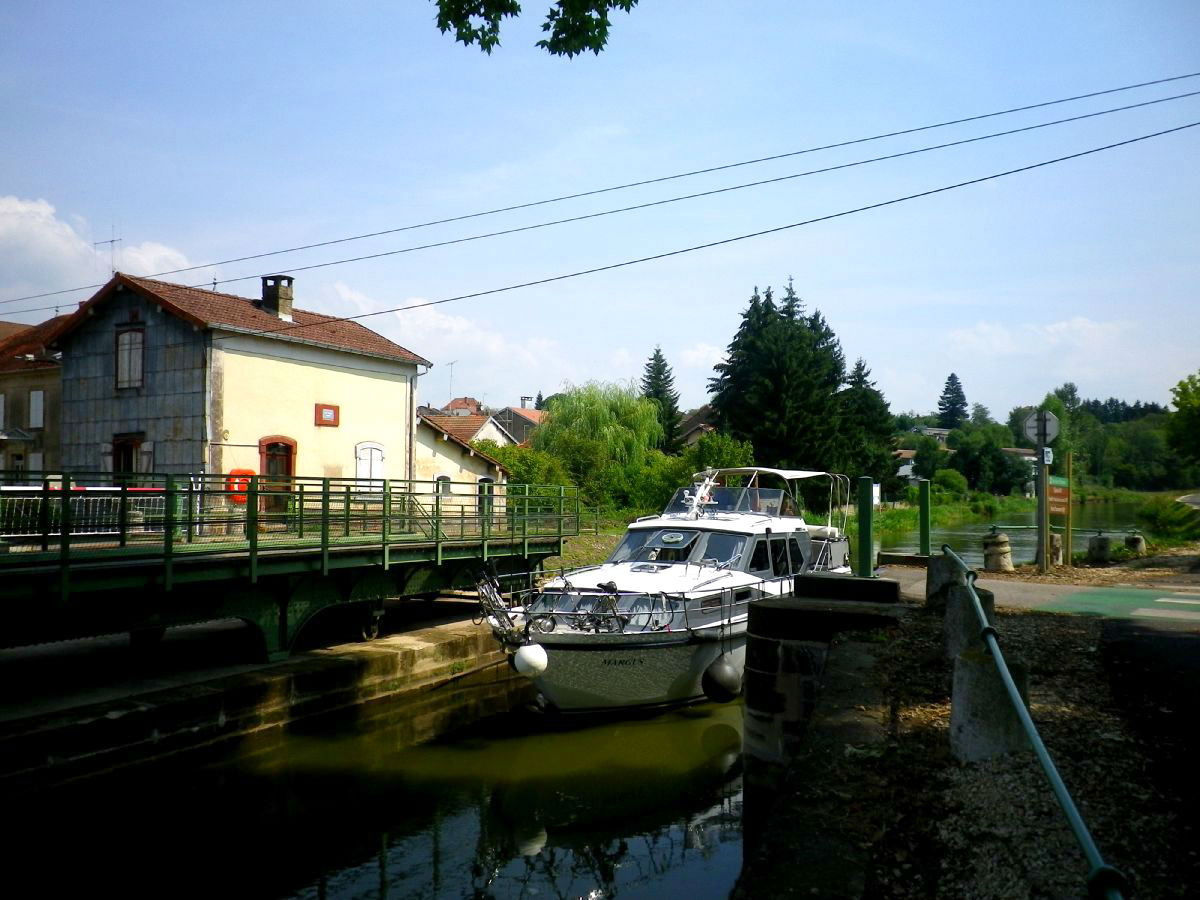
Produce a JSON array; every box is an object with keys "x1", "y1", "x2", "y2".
[
  {"x1": 0, "y1": 472, "x2": 580, "y2": 585},
  {"x1": 940, "y1": 545, "x2": 1128, "y2": 900}
]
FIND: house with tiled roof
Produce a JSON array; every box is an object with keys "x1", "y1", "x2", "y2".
[
  {"x1": 420, "y1": 413, "x2": 515, "y2": 447},
  {"x1": 47, "y1": 273, "x2": 430, "y2": 481},
  {"x1": 414, "y1": 413, "x2": 508, "y2": 509},
  {"x1": 493, "y1": 404, "x2": 546, "y2": 445},
  {"x1": 0, "y1": 315, "x2": 70, "y2": 473},
  {"x1": 678, "y1": 404, "x2": 716, "y2": 447}
]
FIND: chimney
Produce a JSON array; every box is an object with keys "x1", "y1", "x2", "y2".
[
  {"x1": 520, "y1": 395, "x2": 533, "y2": 408},
  {"x1": 260, "y1": 275, "x2": 294, "y2": 322}
]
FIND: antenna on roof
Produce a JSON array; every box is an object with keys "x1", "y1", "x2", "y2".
[
  {"x1": 212, "y1": 276, "x2": 217, "y2": 291},
  {"x1": 93, "y1": 227, "x2": 122, "y2": 274},
  {"x1": 446, "y1": 359, "x2": 458, "y2": 402}
]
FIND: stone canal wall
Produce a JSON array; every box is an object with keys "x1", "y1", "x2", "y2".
[{"x1": 1, "y1": 620, "x2": 523, "y2": 792}]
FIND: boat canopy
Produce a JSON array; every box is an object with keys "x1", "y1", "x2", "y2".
[{"x1": 692, "y1": 467, "x2": 831, "y2": 482}]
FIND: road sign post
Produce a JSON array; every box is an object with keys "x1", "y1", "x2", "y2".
[{"x1": 1024, "y1": 410, "x2": 1059, "y2": 573}]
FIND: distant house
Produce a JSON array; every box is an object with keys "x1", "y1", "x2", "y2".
[
  {"x1": 678, "y1": 404, "x2": 716, "y2": 447},
  {"x1": 47, "y1": 273, "x2": 430, "y2": 481},
  {"x1": 918, "y1": 426, "x2": 953, "y2": 444},
  {"x1": 442, "y1": 396, "x2": 484, "y2": 417},
  {"x1": 420, "y1": 413, "x2": 516, "y2": 447},
  {"x1": 493, "y1": 404, "x2": 546, "y2": 446},
  {"x1": 414, "y1": 413, "x2": 508, "y2": 507},
  {"x1": 0, "y1": 316, "x2": 69, "y2": 474},
  {"x1": 893, "y1": 448, "x2": 918, "y2": 484}
]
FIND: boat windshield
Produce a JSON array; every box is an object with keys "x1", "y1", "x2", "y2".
[
  {"x1": 662, "y1": 486, "x2": 793, "y2": 517},
  {"x1": 609, "y1": 528, "x2": 701, "y2": 564}
]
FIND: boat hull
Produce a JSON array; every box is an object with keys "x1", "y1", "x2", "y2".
[{"x1": 531, "y1": 629, "x2": 747, "y2": 712}]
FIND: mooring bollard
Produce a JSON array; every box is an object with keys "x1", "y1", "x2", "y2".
[
  {"x1": 1049, "y1": 533, "x2": 1063, "y2": 566},
  {"x1": 1124, "y1": 533, "x2": 1147, "y2": 555},
  {"x1": 950, "y1": 649, "x2": 1031, "y2": 763},
  {"x1": 944, "y1": 584, "x2": 995, "y2": 660},
  {"x1": 926, "y1": 552, "x2": 966, "y2": 613},
  {"x1": 982, "y1": 529, "x2": 1013, "y2": 572},
  {"x1": 1087, "y1": 532, "x2": 1112, "y2": 564}
]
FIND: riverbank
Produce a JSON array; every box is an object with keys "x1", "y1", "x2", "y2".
[{"x1": 738, "y1": 581, "x2": 1198, "y2": 900}]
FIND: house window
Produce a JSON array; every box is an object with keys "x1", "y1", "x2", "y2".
[
  {"x1": 435, "y1": 475, "x2": 452, "y2": 495},
  {"x1": 116, "y1": 328, "x2": 144, "y2": 389},
  {"x1": 112, "y1": 434, "x2": 143, "y2": 476},
  {"x1": 354, "y1": 442, "x2": 384, "y2": 490},
  {"x1": 0, "y1": 393, "x2": 5, "y2": 429},
  {"x1": 29, "y1": 389, "x2": 44, "y2": 429},
  {"x1": 29, "y1": 452, "x2": 43, "y2": 473}
]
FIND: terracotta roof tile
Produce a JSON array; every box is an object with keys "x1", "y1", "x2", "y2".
[
  {"x1": 49, "y1": 274, "x2": 430, "y2": 366},
  {"x1": 422, "y1": 414, "x2": 491, "y2": 444},
  {"x1": 506, "y1": 406, "x2": 545, "y2": 424},
  {"x1": 0, "y1": 315, "x2": 70, "y2": 373},
  {"x1": 418, "y1": 416, "x2": 507, "y2": 473}
]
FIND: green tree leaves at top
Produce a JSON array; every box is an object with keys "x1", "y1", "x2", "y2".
[
  {"x1": 937, "y1": 373, "x2": 968, "y2": 429},
  {"x1": 434, "y1": 0, "x2": 638, "y2": 56},
  {"x1": 532, "y1": 381, "x2": 662, "y2": 504},
  {"x1": 839, "y1": 359, "x2": 896, "y2": 483},
  {"x1": 641, "y1": 346, "x2": 682, "y2": 453},
  {"x1": 709, "y1": 282, "x2": 845, "y2": 472},
  {"x1": 1167, "y1": 370, "x2": 1200, "y2": 466}
]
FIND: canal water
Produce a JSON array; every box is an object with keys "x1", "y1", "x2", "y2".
[
  {"x1": 876, "y1": 501, "x2": 1143, "y2": 568},
  {"x1": 9, "y1": 673, "x2": 746, "y2": 900}
]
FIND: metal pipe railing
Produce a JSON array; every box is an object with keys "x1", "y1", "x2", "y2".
[{"x1": 941, "y1": 544, "x2": 1128, "y2": 900}]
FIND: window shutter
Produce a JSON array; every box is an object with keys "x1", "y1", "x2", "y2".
[
  {"x1": 29, "y1": 390, "x2": 44, "y2": 429},
  {"x1": 100, "y1": 442, "x2": 113, "y2": 473},
  {"x1": 29, "y1": 452, "x2": 44, "y2": 473},
  {"x1": 138, "y1": 441, "x2": 155, "y2": 474},
  {"x1": 0, "y1": 393, "x2": 5, "y2": 430}
]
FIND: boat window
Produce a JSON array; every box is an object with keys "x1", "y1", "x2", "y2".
[
  {"x1": 608, "y1": 529, "x2": 654, "y2": 563},
  {"x1": 748, "y1": 539, "x2": 771, "y2": 576},
  {"x1": 788, "y1": 535, "x2": 808, "y2": 573},
  {"x1": 661, "y1": 486, "x2": 743, "y2": 514},
  {"x1": 736, "y1": 488, "x2": 785, "y2": 516},
  {"x1": 699, "y1": 532, "x2": 748, "y2": 568},
  {"x1": 771, "y1": 537, "x2": 791, "y2": 577},
  {"x1": 630, "y1": 529, "x2": 700, "y2": 563}
]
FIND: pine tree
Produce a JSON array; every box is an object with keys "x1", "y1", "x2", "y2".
[
  {"x1": 535, "y1": 390, "x2": 545, "y2": 410},
  {"x1": 839, "y1": 359, "x2": 895, "y2": 483},
  {"x1": 937, "y1": 373, "x2": 968, "y2": 429},
  {"x1": 640, "y1": 346, "x2": 682, "y2": 453},
  {"x1": 709, "y1": 281, "x2": 845, "y2": 471}
]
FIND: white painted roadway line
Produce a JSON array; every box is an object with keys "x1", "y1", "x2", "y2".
[
  {"x1": 1154, "y1": 597, "x2": 1200, "y2": 605},
  {"x1": 1133, "y1": 608, "x2": 1200, "y2": 621}
]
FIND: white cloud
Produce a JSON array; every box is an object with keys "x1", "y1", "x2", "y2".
[
  {"x1": 0, "y1": 196, "x2": 198, "y2": 316},
  {"x1": 681, "y1": 341, "x2": 724, "y2": 369},
  {"x1": 330, "y1": 281, "x2": 558, "y2": 372},
  {"x1": 946, "y1": 317, "x2": 1125, "y2": 360}
]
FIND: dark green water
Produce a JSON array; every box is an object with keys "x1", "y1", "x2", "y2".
[{"x1": 9, "y1": 677, "x2": 745, "y2": 900}]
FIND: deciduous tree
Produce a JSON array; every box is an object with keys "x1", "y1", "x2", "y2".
[{"x1": 434, "y1": 0, "x2": 638, "y2": 56}]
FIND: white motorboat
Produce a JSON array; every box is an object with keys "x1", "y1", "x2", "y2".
[{"x1": 478, "y1": 467, "x2": 852, "y2": 713}]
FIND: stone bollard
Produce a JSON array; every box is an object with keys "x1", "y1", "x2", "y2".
[
  {"x1": 944, "y1": 584, "x2": 995, "y2": 660},
  {"x1": 982, "y1": 531, "x2": 1013, "y2": 572},
  {"x1": 1125, "y1": 533, "x2": 1147, "y2": 555},
  {"x1": 1049, "y1": 533, "x2": 1063, "y2": 566},
  {"x1": 926, "y1": 552, "x2": 966, "y2": 614},
  {"x1": 950, "y1": 648, "x2": 1031, "y2": 763},
  {"x1": 1087, "y1": 533, "x2": 1112, "y2": 564}
]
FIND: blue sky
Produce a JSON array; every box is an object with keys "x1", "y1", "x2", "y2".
[{"x1": 2, "y1": 1, "x2": 1198, "y2": 421}]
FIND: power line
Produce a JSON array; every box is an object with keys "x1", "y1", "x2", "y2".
[
  {"x1": 6, "y1": 91, "x2": 1197, "y2": 322},
  {"x1": 6, "y1": 70, "x2": 1198, "y2": 307},
  {"x1": 209, "y1": 120, "x2": 1196, "y2": 344}
]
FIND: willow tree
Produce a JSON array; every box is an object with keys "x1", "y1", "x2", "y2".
[{"x1": 533, "y1": 381, "x2": 663, "y2": 505}]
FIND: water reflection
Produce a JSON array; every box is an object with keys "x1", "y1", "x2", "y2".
[{"x1": 276, "y1": 703, "x2": 745, "y2": 900}]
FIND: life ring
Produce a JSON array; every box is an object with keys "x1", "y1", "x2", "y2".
[{"x1": 226, "y1": 469, "x2": 255, "y2": 504}]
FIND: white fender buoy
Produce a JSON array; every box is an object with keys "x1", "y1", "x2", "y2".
[{"x1": 512, "y1": 643, "x2": 549, "y2": 677}]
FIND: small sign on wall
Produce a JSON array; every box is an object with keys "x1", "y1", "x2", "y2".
[{"x1": 314, "y1": 403, "x2": 340, "y2": 427}]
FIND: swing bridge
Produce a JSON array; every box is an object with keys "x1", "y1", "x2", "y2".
[{"x1": 0, "y1": 472, "x2": 579, "y2": 659}]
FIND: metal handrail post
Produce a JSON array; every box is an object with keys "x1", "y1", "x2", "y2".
[
  {"x1": 247, "y1": 476, "x2": 259, "y2": 583},
  {"x1": 163, "y1": 475, "x2": 175, "y2": 591},
  {"x1": 297, "y1": 482, "x2": 305, "y2": 539},
  {"x1": 59, "y1": 472, "x2": 71, "y2": 604},
  {"x1": 382, "y1": 480, "x2": 391, "y2": 570},
  {"x1": 918, "y1": 478, "x2": 931, "y2": 556},
  {"x1": 40, "y1": 476, "x2": 51, "y2": 552},
  {"x1": 184, "y1": 477, "x2": 194, "y2": 544},
  {"x1": 320, "y1": 479, "x2": 330, "y2": 576},
  {"x1": 940, "y1": 545, "x2": 1127, "y2": 900},
  {"x1": 434, "y1": 490, "x2": 443, "y2": 565},
  {"x1": 855, "y1": 476, "x2": 874, "y2": 577},
  {"x1": 117, "y1": 478, "x2": 128, "y2": 548}
]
